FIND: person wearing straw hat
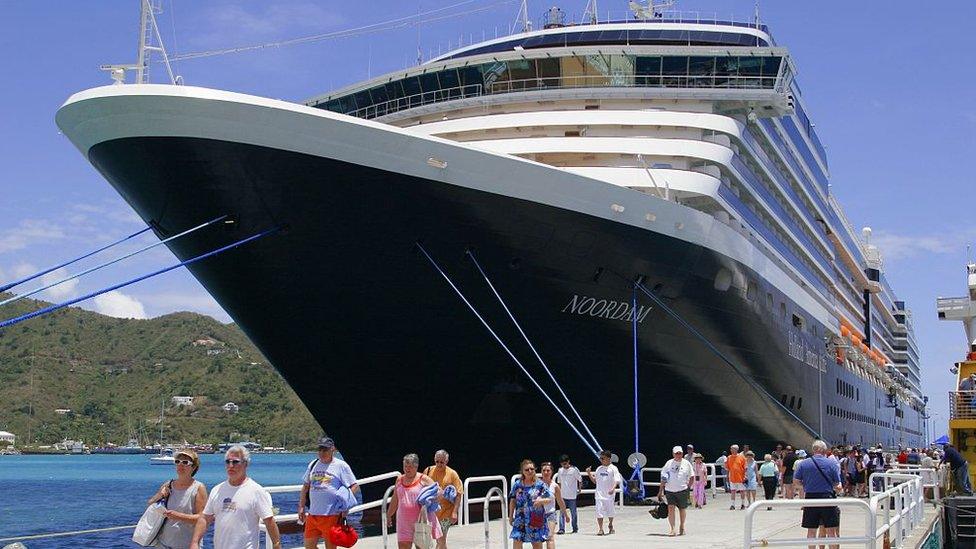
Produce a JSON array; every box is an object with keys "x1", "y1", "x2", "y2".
[{"x1": 148, "y1": 448, "x2": 208, "y2": 549}]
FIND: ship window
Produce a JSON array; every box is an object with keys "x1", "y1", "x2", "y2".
[
  {"x1": 789, "y1": 396, "x2": 796, "y2": 409},
  {"x1": 746, "y1": 280, "x2": 757, "y2": 301},
  {"x1": 766, "y1": 293, "x2": 773, "y2": 309},
  {"x1": 635, "y1": 56, "x2": 662, "y2": 86},
  {"x1": 797, "y1": 397, "x2": 802, "y2": 410},
  {"x1": 662, "y1": 56, "x2": 689, "y2": 75},
  {"x1": 780, "y1": 302, "x2": 787, "y2": 320},
  {"x1": 792, "y1": 314, "x2": 804, "y2": 328}
]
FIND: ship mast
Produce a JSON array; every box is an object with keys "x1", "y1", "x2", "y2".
[{"x1": 100, "y1": 0, "x2": 180, "y2": 85}]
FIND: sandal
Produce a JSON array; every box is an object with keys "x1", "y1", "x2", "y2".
[{"x1": 597, "y1": 531, "x2": 605, "y2": 536}]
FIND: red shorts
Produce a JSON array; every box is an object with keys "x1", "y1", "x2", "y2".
[{"x1": 304, "y1": 514, "x2": 341, "y2": 540}]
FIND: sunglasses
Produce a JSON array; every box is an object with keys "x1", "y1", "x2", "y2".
[
  {"x1": 225, "y1": 459, "x2": 244, "y2": 465},
  {"x1": 523, "y1": 467, "x2": 535, "y2": 472},
  {"x1": 175, "y1": 459, "x2": 193, "y2": 466}
]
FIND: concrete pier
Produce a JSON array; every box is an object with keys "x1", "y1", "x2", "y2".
[{"x1": 341, "y1": 497, "x2": 940, "y2": 549}]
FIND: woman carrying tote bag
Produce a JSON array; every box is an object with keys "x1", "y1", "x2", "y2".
[
  {"x1": 141, "y1": 449, "x2": 208, "y2": 549},
  {"x1": 387, "y1": 453, "x2": 442, "y2": 549}
]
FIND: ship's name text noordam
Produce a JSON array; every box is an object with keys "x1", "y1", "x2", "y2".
[{"x1": 561, "y1": 294, "x2": 652, "y2": 323}]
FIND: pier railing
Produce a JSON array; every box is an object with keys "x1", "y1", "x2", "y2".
[
  {"x1": 950, "y1": 390, "x2": 976, "y2": 419},
  {"x1": 742, "y1": 472, "x2": 927, "y2": 549},
  {"x1": 641, "y1": 463, "x2": 719, "y2": 499}
]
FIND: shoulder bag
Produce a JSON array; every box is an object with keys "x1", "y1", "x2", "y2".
[
  {"x1": 132, "y1": 480, "x2": 172, "y2": 546},
  {"x1": 413, "y1": 505, "x2": 435, "y2": 549}
]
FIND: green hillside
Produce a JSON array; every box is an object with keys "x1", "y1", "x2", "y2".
[{"x1": 0, "y1": 293, "x2": 322, "y2": 448}]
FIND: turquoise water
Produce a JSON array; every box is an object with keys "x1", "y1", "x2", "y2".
[{"x1": 0, "y1": 453, "x2": 321, "y2": 548}]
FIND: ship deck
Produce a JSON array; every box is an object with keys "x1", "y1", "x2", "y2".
[{"x1": 300, "y1": 496, "x2": 941, "y2": 549}]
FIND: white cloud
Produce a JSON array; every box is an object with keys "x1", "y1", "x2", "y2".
[
  {"x1": 872, "y1": 230, "x2": 964, "y2": 262},
  {"x1": 38, "y1": 267, "x2": 79, "y2": 301},
  {"x1": 139, "y1": 290, "x2": 231, "y2": 322},
  {"x1": 0, "y1": 219, "x2": 65, "y2": 253},
  {"x1": 93, "y1": 291, "x2": 147, "y2": 319}
]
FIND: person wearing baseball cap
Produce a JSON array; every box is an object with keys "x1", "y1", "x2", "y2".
[
  {"x1": 299, "y1": 437, "x2": 359, "y2": 549},
  {"x1": 656, "y1": 446, "x2": 694, "y2": 536}
]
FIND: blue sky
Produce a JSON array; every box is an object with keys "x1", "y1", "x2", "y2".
[{"x1": 2, "y1": 1, "x2": 973, "y2": 434}]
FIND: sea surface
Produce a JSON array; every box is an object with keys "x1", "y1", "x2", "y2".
[{"x1": 0, "y1": 453, "x2": 322, "y2": 548}]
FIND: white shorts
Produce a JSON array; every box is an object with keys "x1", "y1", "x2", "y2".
[
  {"x1": 729, "y1": 482, "x2": 747, "y2": 491},
  {"x1": 595, "y1": 498, "x2": 615, "y2": 518}
]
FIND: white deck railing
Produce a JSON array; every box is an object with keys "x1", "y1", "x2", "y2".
[{"x1": 742, "y1": 471, "x2": 928, "y2": 549}]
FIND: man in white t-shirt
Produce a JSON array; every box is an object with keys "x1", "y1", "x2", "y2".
[
  {"x1": 556, "y1": 454, "x2": 582, "y2": 534},
  {"x1": 585, "y1": 450, "x2": 619, "y2": 536},
  {"x1": 190, "y1": 445, "x2": 281, "y2": 549},
  {"x1": 656, "y1": 446, "x2": 694, "y2": 537}
]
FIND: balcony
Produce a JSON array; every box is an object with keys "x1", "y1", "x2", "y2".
[{"x1": 949, "y1": 391, "x2": 976, "y2": 420}]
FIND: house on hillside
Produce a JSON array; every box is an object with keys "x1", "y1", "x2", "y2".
[
  {"x1": 54, "y1": 408, "x2": 71, "y2": 415},
  {"x1": 222, "y1": 402, "x2": 239, "y2": 414},
  {"x1": 0, "y1": 431, "x2": 15, "y2": 446},
  {"x1": 172, "y1": 396, "x2": 194, "y2": 407}
]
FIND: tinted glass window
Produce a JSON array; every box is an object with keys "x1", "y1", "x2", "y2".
[
  {"x1": 457, "y1": 66, "x2": 483, "y2": 88},
  {"x1": 662, "y1": 56, "x2": 688, "y2": 75},
  {"x1": 688, "y1": 56, "x2": 715, "y2": 76},
  {"x1": 737, "y1": 57, "x2": 763, "y2": 76},
  {"x1": 369, "y1": 84, "x2": 389, "y2": 104},
  {"x1": 418, "y1": 72, "x2": 440, "y2": 93},
  {"x1": 401, "y1": 76, "x2": 422, "y2": 97}
]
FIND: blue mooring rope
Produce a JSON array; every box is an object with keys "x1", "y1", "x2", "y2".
[
  {"x1": 0, "y1": 226, "x2": 153, "y2": 293},
  {"x1": 0, "y1": 226, "x2": 279, "y2": 330},
  {"x1": 0, "y1": 215, "x2": 227, "y2": 309},
  {"x1": 465, "y1": 250, "x2": 603, "y2": 453},
  {"x1": 416, "y1": 242, "x2": 599, "y2": 458}
]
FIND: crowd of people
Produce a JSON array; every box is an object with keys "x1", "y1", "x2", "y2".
[{"x1": 142, "y1": 437, "x2": 958, "y2": 548}]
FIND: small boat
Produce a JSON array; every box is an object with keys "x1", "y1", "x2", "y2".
[{"x1": 150, "y1": 448, "x2": 175, "y2": 465}]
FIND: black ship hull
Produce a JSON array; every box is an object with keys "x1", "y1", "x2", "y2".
[{"x1": 83, "y1": 135, "x2": 924, "y2": 476}]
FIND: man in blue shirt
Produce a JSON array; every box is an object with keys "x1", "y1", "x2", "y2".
[
  {"x1": 944, "y1": 444, "x2": 973, "y2": 496},
  {"x1": 793, "y1": 440, "x2": 842, "y2": 549}
]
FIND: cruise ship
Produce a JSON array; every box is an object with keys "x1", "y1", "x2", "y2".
[{"x1": 55, "y1": 2, "x2": 926, "y2": 473}]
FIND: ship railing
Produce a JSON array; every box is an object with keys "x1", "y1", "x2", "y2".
[
  {"x1": 641, "y1": 463, "x2": 719, "y2": 499},
  {"x1": 345, "y1": 73, "x2": 780, "y2": 120},
  {"x1": 884, "y1": 465, "x2": 945, "y2": 501},
  {"x1": 948, "y1": 390, "x2": 976, "y2": 420},
  {"x1": 461, "y1": 475, "x2": 509, "y2": 526},
  {"x1": 260, "y1": 470, "x2": 400, "y2": 545},
  {"x1": 742, "y1": 472, "x2": 926, "y2": 549},
  {"x1": 937, "y1": 296, "x2": 971, "y2": 312}
]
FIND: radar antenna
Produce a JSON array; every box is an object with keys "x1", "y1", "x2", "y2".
[
  {"x1": 628, "y1": 0, "x2": 675, "y2": 20},
  {"x1": 511, "y1": 0, "x2": 532, "y2": 33},
  {"x1": 100, "y1": 0, "x2": 180, "y2": 85},
  {"x1": 582, "y1": 0, "x2": 599, "y2": 24}
]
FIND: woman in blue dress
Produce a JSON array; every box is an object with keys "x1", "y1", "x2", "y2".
[
  {"x1": 508, "y1": 459, "x2": 553, "y2": 548},
  {"x1": 744, "y1": 451, "x2": 759, "y2": 507}
]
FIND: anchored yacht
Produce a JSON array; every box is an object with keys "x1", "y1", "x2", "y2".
[{"x1": 56, "y1": 2, "x2": 926, "y2": 473}]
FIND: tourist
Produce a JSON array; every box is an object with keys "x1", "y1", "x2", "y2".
[
  {"x1": 715, "y1": 451, "x2": 728, "y2": 492},
  {"x1": 585, "y1": 450, "x2": 619, "y2": 535},
  {"x1": 555, "y1": 454, "x2": 582, "y2": 534},
  {"x1": 539, "y1": 462, "x2": 568, "y2": 549},
  {"x1": 387, "y1": 453, "x2": 442, "y2": 549},
  {"x1": 907, "y1": 447, "x2": 921, "y2": 466},
  {"x1": 423, "y1": 449, "x2": 463, "y2": 549},
  {"x1": 656, "y1": 446, "x2": 694, "y2": 536},
  {"x1": 189, "y1": 445, "x2": 281, "y2": 549},
  {"x1": 726, "y1": 444, "x2": 747, "y2": 510},
  {"x1": 692, "y1": 453, "x2": 708, "y2": 508},
  {"x1": 793, "y1": 450, "x2": 808, "y2": 499},
  {"x1": 944, "y1": 444, "x2": 973, "y2": 496},
  {"x1": 508, "y1": 459, "x2": 552, "y2": 548},
  {"x1": 744, "y1": 451, "x2": 758, "y2": 507},
  {"x1": 759, "y1": 454, "x2": 778, "y2": 510},
  {"x1": 781, "y1": 446, "x2": 798, "y2": 499},
  {"x1": 148, "y1": 449, "x2": 207, "y2": 549},
  {"x1": 855, "y1": 449, "x2": 867, "y2": 497},
  {"x1": 842, "y1": 449, "x2": 859, "y2": 497},
  {"x1": 298, "y1": 437, "x2": 359, "y2": 549},
  {"x1": 684, "y1": 444, "x2": 696, "y2": 469},
  {"x1": 793, "y1": 440, "x2": 842, "y2": 549}
]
